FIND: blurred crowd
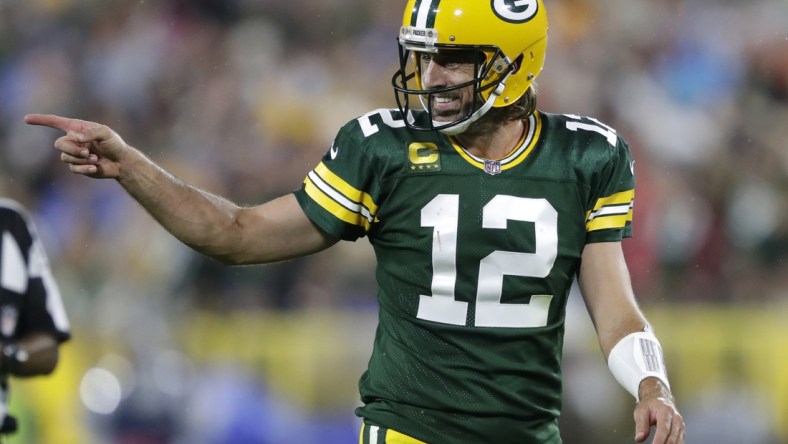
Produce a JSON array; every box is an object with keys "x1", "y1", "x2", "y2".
[{"x1": 1, "y1": 0, "x2": 787, "y2": 443}]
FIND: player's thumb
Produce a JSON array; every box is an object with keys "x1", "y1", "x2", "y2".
[{"x1": 633, "y1": 406, "x2": 652, "y2": 442}]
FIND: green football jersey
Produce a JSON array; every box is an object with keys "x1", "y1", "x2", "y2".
[{"x1": 294, "y1": 109, "x2": 635, "y2": 443}]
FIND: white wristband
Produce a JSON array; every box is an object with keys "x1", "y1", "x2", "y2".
[{"x1": 607, "y1": 330, "x2": 670, "y2": 401}]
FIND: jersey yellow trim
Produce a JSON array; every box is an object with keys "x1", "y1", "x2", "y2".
[
  {"x1": 586, "y1": 211, "x2": 633, "y2": 232},
  {"x1": 450, "y1": 111, "x2": 543, "y2": 171},
  {"x1": 303, "y1": 177, "x2": 372, "y2": 230},
  {"x1": 504, "y1": 111, "x2": 543, "y2": 169},
  {"x1": 589, "y1": 189, "x2": 635, "y2": 212},
  {"x1": 359, "y1": 423, "x2": 427, "y2": 444},
  {"x1": 586, "y1": 189, "x2": 635, "y2": 232},
  {"x1": 314, "y1": 162, "x2": 379, "y2": 214},
  {"x1": 385, "y1": 428, "x2": 427, "y2": 444}
]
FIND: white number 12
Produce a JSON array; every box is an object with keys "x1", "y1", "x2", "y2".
[{"x1": 417, "y1": 194, "x2": 558, "y2": 328}]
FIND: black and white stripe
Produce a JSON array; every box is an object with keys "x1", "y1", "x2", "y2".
[
  {"x1": 0, "y1": 199, "x2": 70, "y2": 334},
  {"x1": 410, "y1": 0, "x2": 441, "y2": 28}
]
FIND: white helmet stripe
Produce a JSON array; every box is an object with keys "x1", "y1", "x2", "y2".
[{"x1": 414, "y1": 0, "x2": 441, "y2": 28}]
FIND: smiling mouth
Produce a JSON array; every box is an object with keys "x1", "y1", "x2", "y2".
[{"x1": 431, "y1": 95, "x2": 462, "y2": 117}]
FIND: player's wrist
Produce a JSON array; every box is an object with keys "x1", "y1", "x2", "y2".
[
  {"x1": 607, "y1": 330, "x2": 671, "y2": 402},
  {"x1": 113, "y1": 145, "x2": 144, "y2": 183},
  {"x1": 637, "y1": 376, "x2": 673, "y2": 404}
]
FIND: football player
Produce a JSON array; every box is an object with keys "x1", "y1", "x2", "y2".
[{"x1": 26, "y1": 0, "x2": 684, "y2": 442}]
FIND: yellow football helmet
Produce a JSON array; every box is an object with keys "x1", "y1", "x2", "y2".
[{"x1": 392, "y1": 0, "x2": 548, "y2": 134}]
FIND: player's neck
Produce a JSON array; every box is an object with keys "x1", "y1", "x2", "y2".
[{"x1": 453, "y1": 118, "x2": 526, "y2": 160}]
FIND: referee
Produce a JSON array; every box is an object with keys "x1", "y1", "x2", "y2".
[{"x1": 0, "y1": 198, "x2": 70, "y2": 439}]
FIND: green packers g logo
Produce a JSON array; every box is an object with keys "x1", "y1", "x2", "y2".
[
  {"x1": 408, "y1": 142, "x2": 441, "y2": 172},
  {"x1": 492, "y1": 0, "x2": 539, "y2": 23}
]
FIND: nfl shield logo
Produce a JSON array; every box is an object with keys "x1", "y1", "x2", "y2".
[{"x1": 484, "y1": 160, "x2": 502, "y2": 175}]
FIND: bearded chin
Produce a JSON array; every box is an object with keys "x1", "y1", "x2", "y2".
[{"x1": 431, "y1": 98, "x2": 475, "y2": 120}]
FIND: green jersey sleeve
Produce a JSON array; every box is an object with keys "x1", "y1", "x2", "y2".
[
  {"x1": 568, "y1": 115, "x2": 636, "y2": 243},
  {"x1": 294, "y1": 118, "x2": 379, "y2": 242}
]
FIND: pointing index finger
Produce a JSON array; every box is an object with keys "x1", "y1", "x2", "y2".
[{"x1": 24, "y1": 114, "x2": 87, "y2": 134}]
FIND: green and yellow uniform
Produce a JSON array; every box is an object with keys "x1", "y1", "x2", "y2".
[{"x1": 295, "y1": 110, "x2": 635, "y2": 443}]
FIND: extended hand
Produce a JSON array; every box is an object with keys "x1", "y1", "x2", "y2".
[
  {"x1": 634, "y1": 378, "x2": 685, "y2": 443},
  {"x1": 25, "y1": 114, "x2": 130, "y2": 179}
]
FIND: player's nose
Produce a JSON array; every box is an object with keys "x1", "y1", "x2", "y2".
[{"x1": 420, "y1": 59, "x2": 447, "y2": 89}]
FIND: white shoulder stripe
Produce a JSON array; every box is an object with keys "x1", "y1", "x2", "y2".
[
  {"x1": 1, "y1": 231, "x2": 27, "y2": 294},
  {"x1": 307, "y1": 171, "x2": 375, "y2": 224},
  {"x1": 588, "y1": 203, "x2": 633, "y2": 221}
]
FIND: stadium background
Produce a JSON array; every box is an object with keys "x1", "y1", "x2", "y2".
[{"x1": 1, "y1": 0, "x2": 787, "y2": 443}]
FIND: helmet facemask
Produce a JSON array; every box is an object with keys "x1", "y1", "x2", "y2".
[{"x1": 392, "y1": 42, "x2": 515, "y2": 135}]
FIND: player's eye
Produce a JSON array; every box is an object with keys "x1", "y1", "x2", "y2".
[{"x1": 420, "y1": 50, "x2": 484, "y2": 67}]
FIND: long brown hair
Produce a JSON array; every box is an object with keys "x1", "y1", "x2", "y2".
[{"x1": 501, "y1": 85, "x2": 537, "y2": 122}]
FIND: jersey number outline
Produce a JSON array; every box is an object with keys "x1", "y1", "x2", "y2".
[{"x1": 417, "y1": 194, "x2": 558, "y2": 328}]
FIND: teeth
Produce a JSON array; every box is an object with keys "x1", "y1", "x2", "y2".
[{"x1": 435, "y1": 97, "x2": 453, "y2": 103}]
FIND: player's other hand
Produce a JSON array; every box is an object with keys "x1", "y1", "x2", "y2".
[
  {"x1": 634, "y1": 378, "x2": 685, "y2": 444},
  {"x1": 24, "y1": 114, "x2": 130, "y2": 179}
]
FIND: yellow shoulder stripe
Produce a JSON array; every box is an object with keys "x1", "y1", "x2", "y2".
[
  {"x1": 589, "y1": 189, "x2": 634, "y2": 211},
  {"x1": 586, "y1": 189, "x2": 634, "y2": 232},
  {"x1": 314, "y1": 163, "x2": 378, "y2": 214},
  {"x1": 586, "y1": 212, "x2": 632, "y2": 232},
  {"x1": 302, "y1": 162, "x2": 379, "y2": 231},
  {"x1": 304, "y1": 177, "x2": 372, "y2": 230}
]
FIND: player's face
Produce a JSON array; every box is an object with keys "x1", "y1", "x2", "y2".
[{"x1": 418, "y1": 50, "x2": 482, "y2": 122}]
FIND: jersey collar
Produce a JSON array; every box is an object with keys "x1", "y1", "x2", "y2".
[{"x1": 449, "y1": 111, "x2": 542, "y2": 172}]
